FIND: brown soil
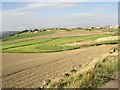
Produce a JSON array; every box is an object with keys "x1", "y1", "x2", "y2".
[
  {"x1": 2, "y1": 45, "x2": 116, "y2": 88},
  {"x1": 61, "y1": 40, "x2": 92, "y2": 46},
  {"x1": 95, "y1": 36, "x2": 118, "y2": 42}
]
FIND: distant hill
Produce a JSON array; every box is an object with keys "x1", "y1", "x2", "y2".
[{"x1": 1, "y1": 31, "x2": 21, "y2": 38}]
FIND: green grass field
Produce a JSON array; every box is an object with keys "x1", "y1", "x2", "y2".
[
  {"x1": 2, "y1": 30, "x2": 55, "y2": 41},
  {"x1": 2, "y1": 33, "x2": 117, "y2": 53}
]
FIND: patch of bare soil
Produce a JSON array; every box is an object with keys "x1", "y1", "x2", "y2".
[
  {"x1": 62, "y1": 36, "x2": 119, "y2": 47},
  {"x1": 61, "y1": 40, "x2": 92, "y2": 46},
  {"x1": 95, "y1": 36, "x2": 118, "y2": 42},
  {"x1": 2, "y1": 45, "x2": 117, "y2": 88}
]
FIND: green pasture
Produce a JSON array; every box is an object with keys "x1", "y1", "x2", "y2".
[
  {"x1": 2, "y1": 34, "x2": 116, "y2": 53},
  {"x1": 2, "y1": 30, "x2": 55, "y2": 41}
]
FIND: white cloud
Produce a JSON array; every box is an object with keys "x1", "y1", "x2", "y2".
[
  {"x1": 3, "y1": 8, "x2": 30, "y2": 18},
  {"x1": 26, "y1": 3, "x2": 55, "y2": 9},
  {"x1": 2, "y1": 2, "x2": 79, "y2": 17},
  {"x1": 1, "y1": 0, "x2": 85, "y2": 2},
  {"x1": 7, "y1": 11, "x2": 28, "y2": 16},
  {"x1": 43, "y1": 0, "x2": 84, "y2": 2},
  {"x1": 2, "y1": 2, "x2": 118, "y2": 31},
  {"x1": 1, "y1": 0, "x2": 119, "y2": 2},
  {"x1": 2, "y1": 11, "x2": 117, "y2": 31},
  {"x1": 26, "y1": 2, "x2": 78, "y2": 9}
]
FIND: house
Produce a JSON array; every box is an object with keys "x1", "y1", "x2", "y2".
[
  {"x1": 109, "y1": 25, "x2": 113, "y2": 28},
  {"x1": 46, "y1": 30, "x2": 51, "y2": 31},
  {"x1": 95, "y1": 26, "x2": 102, "y2": 29},
  {"x1": 86, "y1": 27, "x2": 92, "y2": 30},
  {"x1": 104, "y1": 25, "x2": 113, "y2": 29},
  {"x1": 113, "y1": 25, "x2": 119, "y2": 29},
  {"x1": 105, "y1": 25, "x2": 119, "y2": 29},
  {"x1": 34, "y1": 31, "x2": 38, "y2": 33}
]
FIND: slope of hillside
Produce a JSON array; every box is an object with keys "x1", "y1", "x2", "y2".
[
  {"x1": 2, "y1": 45, "x2": 117, "y2": 88},
  {"x1": 2, "y1": 33, "x2": 115, "y2": 53},
  {"x1": 44, "y1": 47, "x2": 118, "y2": 88},
  {"x1": 1, "y1": 31, "x2": 20, "y2": 38},
  {"x1": 2, "y1": 29, "x2": 119, "y2": 88}
]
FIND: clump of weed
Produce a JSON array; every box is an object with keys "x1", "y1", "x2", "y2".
[
  {"x1": 64, "y1": 73, "x2": 71, "y2": 77},
  {"x1": 71, "y1": 68, "x2": 77, "y2": 74}
]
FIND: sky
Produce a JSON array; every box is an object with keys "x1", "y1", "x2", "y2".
[{"x1": 1, "y1": 1, "x2": 118, "y2": 31}]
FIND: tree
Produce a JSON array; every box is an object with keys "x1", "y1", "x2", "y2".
[{"x1": 33, "y1": 29, "x2": 39, "y2": 31}]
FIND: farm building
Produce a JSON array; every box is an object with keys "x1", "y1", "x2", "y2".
[
  {"x1": 95, "y1": 26, "x2": 102, "y2": 29},
  {"x1": 105, "y1": 25, "x2": 119, "y2": 29}
]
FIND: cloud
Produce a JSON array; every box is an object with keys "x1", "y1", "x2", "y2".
[
  {"x1": 52, "y1": 12, "x2": 117, "y2": 24},
  {"x1": 1, "y1": 0, "x2": 85, "y2": 2},
  {"x1": 43, "y1": 0, "x2": 84, "y2": 2},
  {"x1": 3, "y1": 7, "x2": 30, "y2": 18},
  {"x1": 2, "y1": 2, "x2": 79, "y2": 17},
  {"x1": 1, "y1": 0, "x2": 119, "y2": 2},
  {"x1": 2, "y1": 2, "x2": 118, "y2": 31},
  {"x1": 26, "y1": 2, "x2": 78, "y2": 9},
  {"x1": 2, "y1": 11, "x2": 117, "y2": 31},
  {"x1": 7, "y1": 11, "x2": 28, "y2": 16},
  {"x1": 26, "y1": 3, "x2": 55, "y2": 9}
]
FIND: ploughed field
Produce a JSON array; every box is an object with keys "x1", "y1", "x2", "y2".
[
  {"x1": 2, "y1": 45, "x2": 117, "y2": 88},
  {"x1": 2, "y1": 29, "x2": 118, "y2": 88}
]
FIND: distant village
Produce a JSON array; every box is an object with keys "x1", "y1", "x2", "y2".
[{"x1": 18, "y1": 25, "x2": 119, "y2": 34}]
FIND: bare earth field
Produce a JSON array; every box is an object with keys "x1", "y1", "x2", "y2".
[{"x1": 2, "y1": 44, "x2": 116, "y2": 88}]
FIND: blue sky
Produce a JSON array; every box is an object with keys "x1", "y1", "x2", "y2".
[{"x1": 1, "y1": 1, "x2": 118, "y2": 31}]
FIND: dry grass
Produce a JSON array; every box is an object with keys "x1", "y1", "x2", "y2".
[
  {"x1": 95, "y1": 36, "x2": 118, "y2": 42},
  {"x1": 44, "y1": 47, "x2": 118, "y2": 88}
]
